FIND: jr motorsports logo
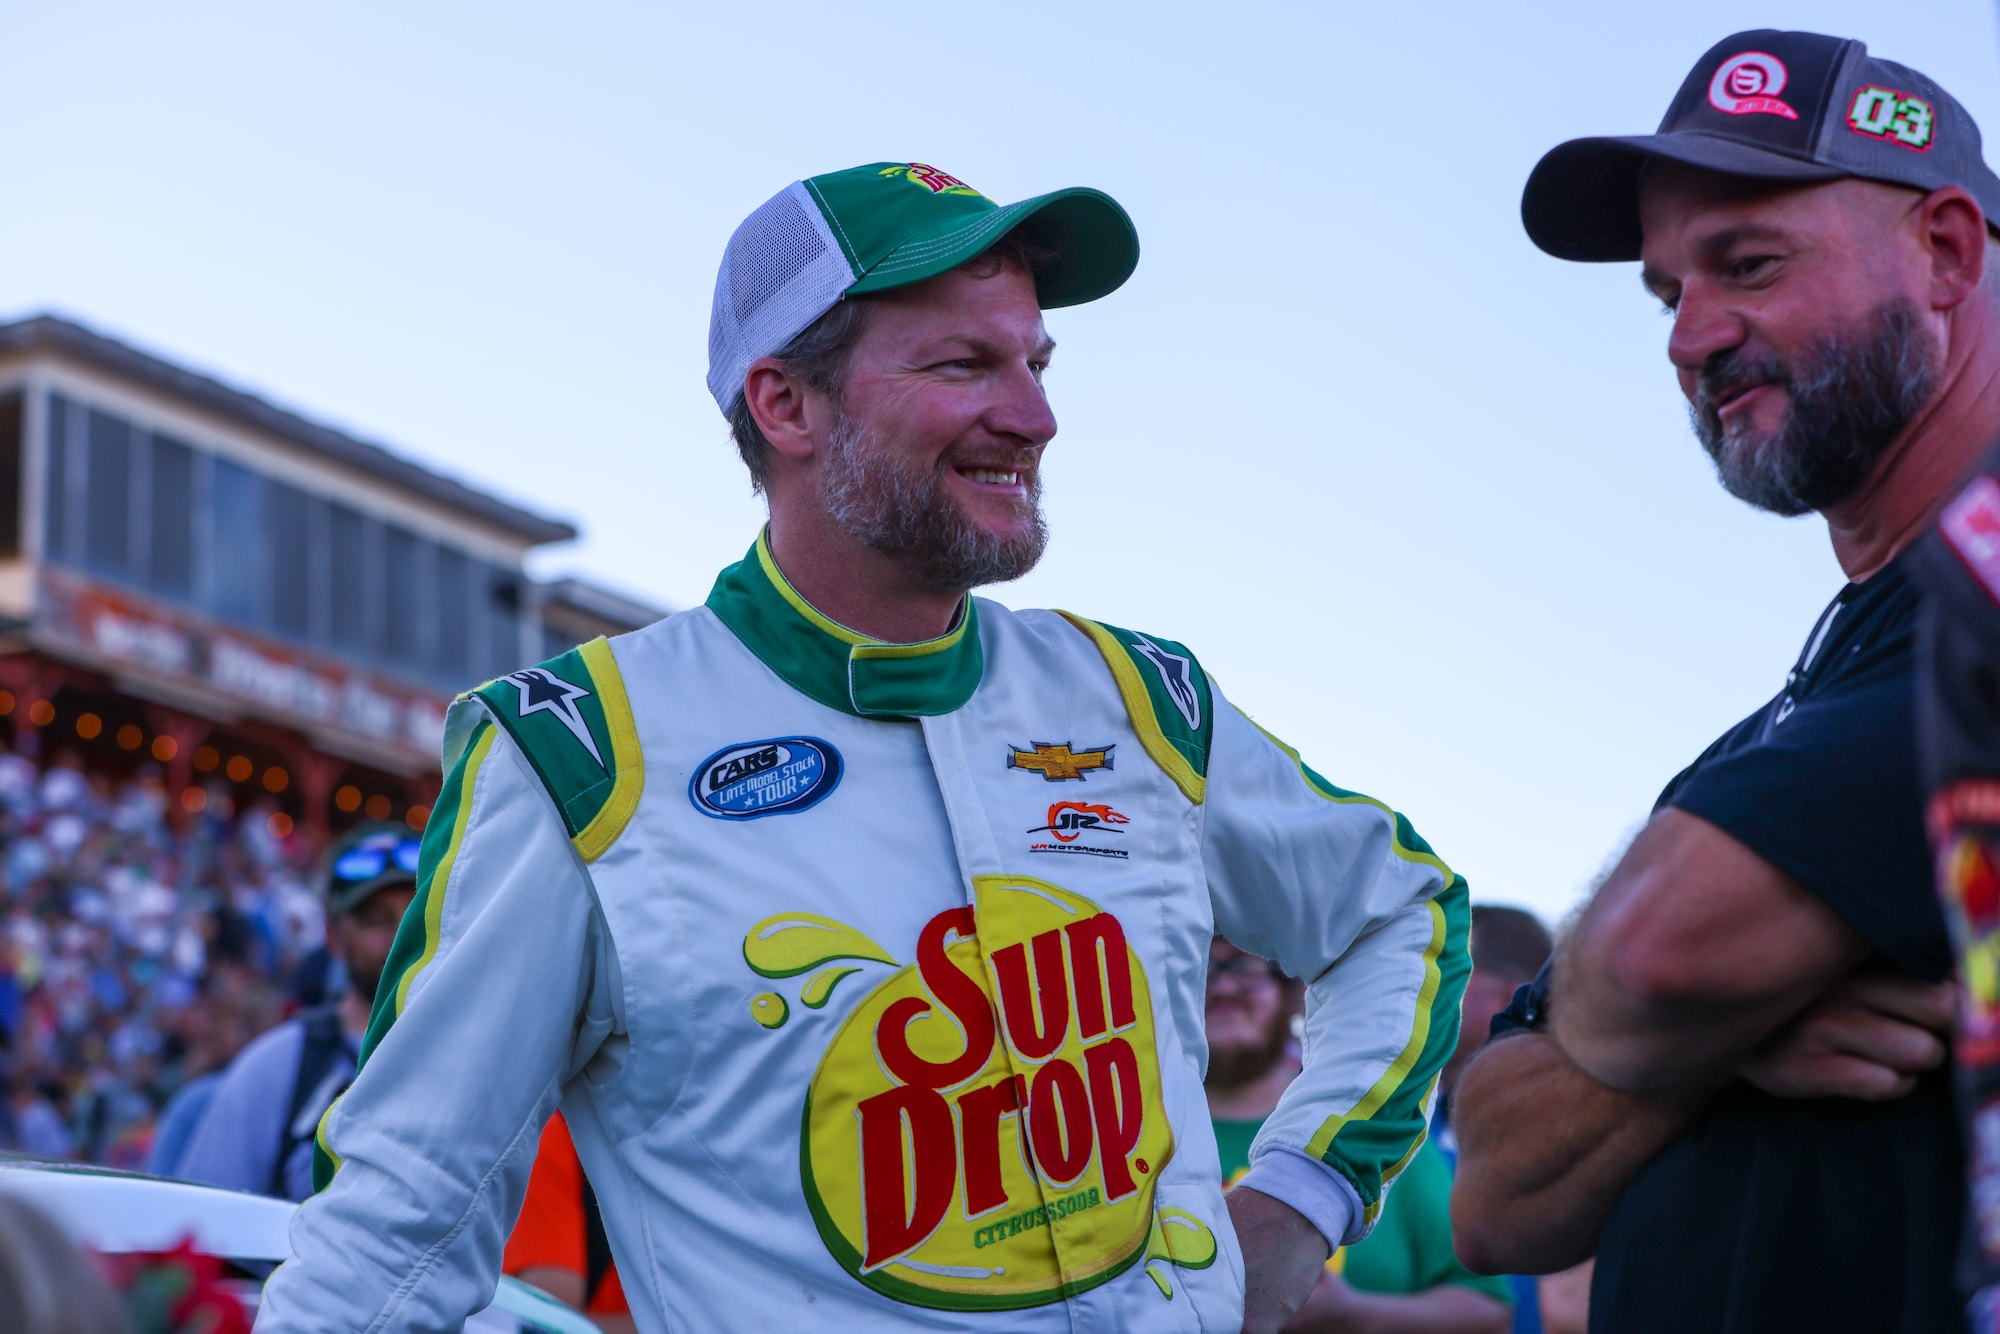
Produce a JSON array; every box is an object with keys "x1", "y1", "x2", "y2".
[
  {"x1": 1848, "y1": 85, "x2": 1934, "y2": 151},
  {"x1": 1708, "y1": 51, "x2": 1798, "y2": 120},
  {"x1": 1028, "y1": 801, "x2": 1131, "y2": 860},
  {"x1": 740, "y1": 879, "x2": 1217, "y2": 1309},
  {"x1": 690, "y1": 737, "x2": 842, "y2": 820}
]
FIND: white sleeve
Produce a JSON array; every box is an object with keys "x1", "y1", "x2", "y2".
[
  {"x1": 1202, "y1": 690, "x2": 1471, "y2": 1246},
  {"x1": 256, "y1": 715, "x2": 619, "y2": 1332}
]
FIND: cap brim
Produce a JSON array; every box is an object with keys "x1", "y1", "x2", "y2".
[
  {"x1": 327, "y1": 869, "x2": 416, "y2": 917},
  {"x1": 846, "y1": 186, "x2": 1140, "y2": 307},
  {"x1": 1523, "y1": 133, "x2": 1848, "y2": 262}
]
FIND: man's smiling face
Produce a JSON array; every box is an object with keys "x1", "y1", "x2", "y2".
[
  {"x1": 1638, "y1": 167, "x2": 1941, "y2": 515},
  {"x1": 819, "y1": 257, "x2": 1058, "y2": 593}
]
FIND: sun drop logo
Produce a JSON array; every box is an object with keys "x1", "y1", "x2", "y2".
[
  {"x1": 879, "y1": 163, "x2": 988, "y2": 199},
  {"x1": 743, "y1": 876, "x2": 1212, "y2": 1310},
  {"x1": 1708, "y1": 51, "x2": 1798, "y2": 120}
]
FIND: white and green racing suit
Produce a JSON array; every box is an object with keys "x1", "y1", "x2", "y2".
[{"x1": 258, "y1": 532, "x2": 1470, "y2": 1333}]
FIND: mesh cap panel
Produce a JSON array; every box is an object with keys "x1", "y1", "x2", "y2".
[{"x1": 707, "y1": 181, "x2": 856, "y2": 413}]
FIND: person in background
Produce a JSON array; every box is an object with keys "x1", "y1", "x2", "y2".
[
  {"x1": 1433, "y1": 908, "x2": 1573, "y2": 1334},
  {"x1": 501, "y1": 1112, "x2": 636, "y2": 1334},
  {"x1": 1209, "y1": 938, "x2": 1511, "y2": 1333},
  {"x1": 1439, "y1": 908, "x2": 1554, "y2": 1153},
  {"x1": 174, "y1": 824, "x2": 416, "y2": 1200}
]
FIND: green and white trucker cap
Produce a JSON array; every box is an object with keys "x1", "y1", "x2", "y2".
[{"x1": 706, "y1": 161, "x2": 1140, "y2": 414}]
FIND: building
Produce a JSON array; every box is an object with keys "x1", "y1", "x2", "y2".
[{"x1": 0, "y1": 313, "x2": 664, "y2": 844}]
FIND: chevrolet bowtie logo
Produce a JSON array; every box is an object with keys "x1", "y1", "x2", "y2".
[{"x1": 1008, "y1": 742, "x2": 1115, "y2": 782}]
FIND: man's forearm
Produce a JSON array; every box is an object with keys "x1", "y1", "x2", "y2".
[
  {"x1": 1449, "y1": 1032, "x2": 1702, "y2": 1275},
  {"x1": 1551, "y1": 810, "x2": 1864, "y2": 1090}
]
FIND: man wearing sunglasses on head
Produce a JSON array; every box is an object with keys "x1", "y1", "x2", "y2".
[{"x1": 176, "y1": 824, "x2": 420, "y2": 1201}]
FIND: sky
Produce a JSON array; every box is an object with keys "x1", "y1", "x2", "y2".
[{"x1": 5, "y1": 1, "x2": 1997, "y2": 925}]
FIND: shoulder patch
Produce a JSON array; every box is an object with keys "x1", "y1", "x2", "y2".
[
  {"x1": 470, "y1": 636, "x2": 643, "y2": 861},
  {"x1": 1056, "y1": 613, "x2": 1212, "y2": 804}
]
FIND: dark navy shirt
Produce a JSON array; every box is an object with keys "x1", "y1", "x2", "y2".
[{"x1": 1493, "y1": 555, "x2": 1961, "y2": 1334}]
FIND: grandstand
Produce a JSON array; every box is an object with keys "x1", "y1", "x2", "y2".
[
  {"x1": 0, "y1": 313, "x2": 666, "y2": 1169},
  {"x1": 0, "y1": 313, "x2": 664, "y2": 844}
]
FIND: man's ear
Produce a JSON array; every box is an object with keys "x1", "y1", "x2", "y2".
[
  {"x1": 1921, "y1": 186, "x2": 1988, "y2": 312},
  {"x1": 744, "y1": 358, "x2": 822, "y2": 465}
]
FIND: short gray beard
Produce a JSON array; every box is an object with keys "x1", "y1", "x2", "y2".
[
  {"x1": 1690, "y1": 298, "x2": 1940, "y2": 516},
  {"x1": 820, "y1": 411, "x2": 1048, "y2": 594}
]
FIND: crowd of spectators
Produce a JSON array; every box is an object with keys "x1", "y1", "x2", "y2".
[{"x1": 0, "y1": 736, "x2": 325, "y2": 1173}]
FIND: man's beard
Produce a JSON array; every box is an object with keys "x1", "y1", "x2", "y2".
[
  {"x1": 820, "y1": 412, "x2": 1048, "y2": 594},
  {"x1": 1690, "y1": 298, "x2": 1939, "y2": 516},
  {"x1": 1205, "y1": 1009, "x2": 1294, "y2": 1091},
  {"x1": 347, "y1": 957, "x2": 384, "y2": 1007}
]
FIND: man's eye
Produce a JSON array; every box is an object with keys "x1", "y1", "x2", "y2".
[{"x1": 1729, "y1": 256, "x2": 1776, "y2": 281}]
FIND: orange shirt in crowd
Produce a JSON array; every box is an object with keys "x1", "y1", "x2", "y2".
[{"x1": 501, "y1": 1112, "x2": 629, "y2": 1316}]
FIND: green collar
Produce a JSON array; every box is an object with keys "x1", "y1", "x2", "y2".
[{"x1": 705, "y1": 531, "x2": 985, "y2": 718}]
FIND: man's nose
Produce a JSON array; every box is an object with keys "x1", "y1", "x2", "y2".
[
  {"x1": 1667, "y1": 285, "x2": 1747, "y2": 377},
  {"x1": 987, "y1": 362, "x2": 1059, "y2": 446}
]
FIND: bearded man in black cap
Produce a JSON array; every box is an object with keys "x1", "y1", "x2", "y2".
[{"x1": 1450, "y1": 30, "x2": 2000, "y2": 1333}]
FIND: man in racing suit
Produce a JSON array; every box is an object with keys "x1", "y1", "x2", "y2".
[{"x1": 258, "y1": 161, "x2": 1470, "y2": 1333}]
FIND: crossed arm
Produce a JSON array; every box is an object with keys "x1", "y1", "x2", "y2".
[{"x1": 1452, "y1": 808, "x2": 1952, "y2": 1275}]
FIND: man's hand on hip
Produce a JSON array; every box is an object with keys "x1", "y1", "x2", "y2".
[
  {"x1": 1229, "y1": 1186, "x2": 1330, "y2": 1334},
  {"x1": 1736, "y1": 971, "x2": 1954, "y2": 1101}
]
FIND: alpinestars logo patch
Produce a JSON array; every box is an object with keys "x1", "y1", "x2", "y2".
[
  {"x1": 508, "y1": 667, "x2": 603, "y2": 768},
  {"x1": 1131, "y1": 636, "x2": 1201, "y2": 730}
]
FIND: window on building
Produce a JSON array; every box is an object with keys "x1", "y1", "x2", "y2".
[
  {"x1": 149, "y1": 434, "x2": 194, "y2": 599},
  {"x1": 383, "y1": 524, "x2": 420, "y2": 666},
  {"x1": 44, "y1": 394, "x2": 70, "y2": 563},
  {"x1": 487, "y1": 568, "x2": 522, "y2": 677},
  {"x1": 85, "y1": 410, "x2": 131, "y2": 578},
  {"x1": 434, "y1": 545, "x2": 469, "y2": 681},
  {"x1": 210, "y1": 459, "x2": 264, "y2": 624},
  {"x1": 0, "y1": 393, "x2": 21, "y2": 558},
  {"x1": 268, "y1": 481, "x2": 310, "y2": 639},
  {"x1": 329, "y1": 503, "x2": 370, "y2": 653}
]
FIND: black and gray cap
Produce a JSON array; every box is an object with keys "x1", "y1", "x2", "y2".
[
  {"x1": 323, "y1": 821, "x2": 421, "y2": 918},
  {"x1": 1523, "y1": 30, "x2": 2000, "y2": 261}
]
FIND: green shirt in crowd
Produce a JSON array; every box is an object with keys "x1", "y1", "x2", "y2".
[{"x1": 1213, "y1": 1118, "x2": 1511, "y2": 1307}]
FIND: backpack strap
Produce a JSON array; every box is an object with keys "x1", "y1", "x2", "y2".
[
  {"x1": 583, "y1": 1172, "x2": 613, "y2": 1306},
  {"x1": 1056, "y1": 613, "x2": 1215, "y2": 804},
  {"x1": 273, "y1": 1006, "x2": 352, "y2": 1198},
  {"x1": 463, "y1": 636, "x2": 643, "y2": 863}
]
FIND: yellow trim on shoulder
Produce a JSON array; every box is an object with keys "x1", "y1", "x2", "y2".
[
  {"x1": 1233, "y1": 706, "x2": 1454, "y2": 883},
  {"x1": 393, "y1": 724, "x2": 497, "y2": 1017},
  {"x1": 1302, "y1": 899, "x2": 1449, "y2": 1178},
  {"x1": 1058, "y1": 612, "x2": 1206, "y2": 805},
  {"x1": 314, "y1": 1091, "x2": 346, "y2": 1174},
  {"x1": 573, "y1": 636, "x2": 645, "y2": 862},
  {"x1": 755, "y1": 530, "x2": 870, "y2": 646}
]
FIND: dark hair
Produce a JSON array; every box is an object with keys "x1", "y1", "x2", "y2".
[
  {"x1": 727, "y1": 230, "x2": 1057, "y2": 493},
  {"x1": 1470, "y1": 905, "x2": 1554, "y2": 988}
]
